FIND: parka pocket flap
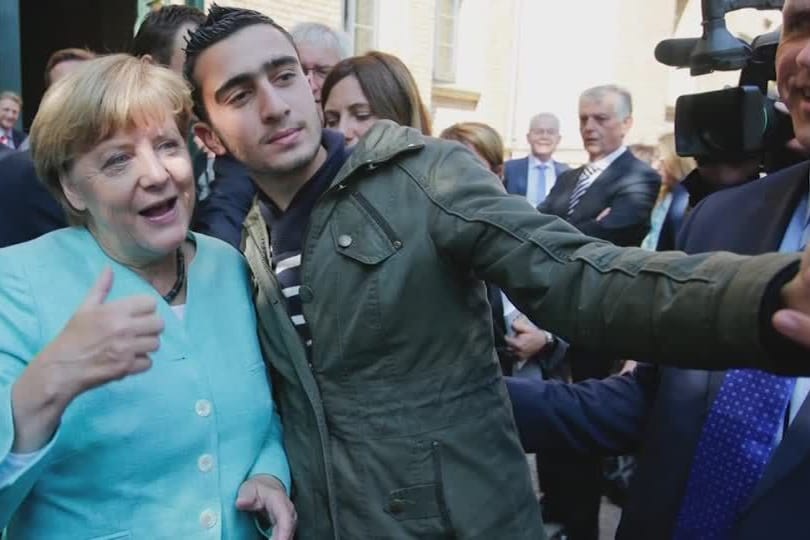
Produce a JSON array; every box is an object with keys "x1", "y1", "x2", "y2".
[
  {"x1": 331, "y1": 194, "x2": 400, "y2": 265},
  {"x1": 384, "y1": 483, "x2": 442, "y2": 521}
]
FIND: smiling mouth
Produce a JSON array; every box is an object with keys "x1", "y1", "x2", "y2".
[{"x1": 139, "y1": 197, "x2": 177, "y2": 218}]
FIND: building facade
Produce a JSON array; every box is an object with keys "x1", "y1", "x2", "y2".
[{"x1": 1, "y1": 0, "x2": 781, "y2": 165}]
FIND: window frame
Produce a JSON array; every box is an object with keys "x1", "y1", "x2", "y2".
[
  {"x1": 433, "y1": 0, "x2": 460, "y2": 83},
  {"x1": 344, "y1": 0, "x2": 379, "y2": 55}
]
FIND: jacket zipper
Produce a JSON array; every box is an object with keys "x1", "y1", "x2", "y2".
[
  {"x1": 350, "y1": 190, "x2": 402, "y2": 247},
  {"x1": 246, "y1": 221, "x2": 341, "y2": 539}
]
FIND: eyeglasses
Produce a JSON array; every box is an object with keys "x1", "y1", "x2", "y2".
[
  {"x1": 301, "y1": 64, "x2": 334, "y2": 80},
  {"x1": 529, "y1": 128, "x2": 559, "y2": 136}
]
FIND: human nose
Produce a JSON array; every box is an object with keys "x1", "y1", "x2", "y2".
[
  {"x1": 796, "y1": 39, "x2": 810, "y2": 69},
  {"x1": 306, "y1": 71, "x2": 319, "y2": 97},
  {"x1": 257, "y1": 78, "x2": 291, "y2": 122},
  {"x1": 138, "y1": 147, "x2": 170, "y2": 189},
  {"x1": 338, "y1": 117, "x2": 358, "y2": 145}
]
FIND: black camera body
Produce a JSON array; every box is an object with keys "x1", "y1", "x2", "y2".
[{"x1": 656, "y1": 0, "x2": 794, "y2": 167}]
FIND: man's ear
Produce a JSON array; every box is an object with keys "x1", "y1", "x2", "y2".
[
  {"x1": 622, "y1": 115, "x2": 634, "y2": 136},
  {"x1": 141, "y1": 54, "x2": 156, "y2": 65},
  {"x1": 60, "y1": 174, "x2": 87, "y2": 212},
  {"x1": 193, "y1": 122, "x2": 227, "y2": 156}
]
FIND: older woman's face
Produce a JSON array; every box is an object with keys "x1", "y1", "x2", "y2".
[
  {"x1": 63, "y1": 115, "x2": 194, "y2": 263},
  {"x1": 323, "y1": 75, "x2": 379, "y2": 147}
]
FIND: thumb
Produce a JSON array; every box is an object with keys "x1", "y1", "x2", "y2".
[
  {"x1": 80, "y1": 267, "x2": 114, "y2": 309},
  {"x1": 235, "y1": 482, "x2": 262, "y2": 511}
]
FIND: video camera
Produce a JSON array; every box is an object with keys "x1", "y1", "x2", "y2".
[{"x1": 655, "y1": 0, "x2": 794, "y2": 169}]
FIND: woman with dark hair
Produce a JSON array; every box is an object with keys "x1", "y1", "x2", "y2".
[{"x1": 321, "y1": 51, "x2": 431, "y2": 146}]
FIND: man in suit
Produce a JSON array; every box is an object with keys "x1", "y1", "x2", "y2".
[
  {"x1": 511, "y1": 158, "x2": 810, "y2": 539},
  {"x1": 0, "y1": 92, "x2": 25, "y2": 151},
  {"x1": 539, "y1": 85, "x2": 661, "y2": 247},
  {"x1": 509, "y1": 4, "x2": 810, "y2": 537},
  {"x1": 504, "y1": 113, "x2": 570, "y2": 205},
  {"x1": 532, "y1": 84, "x2": 661, "y2": 540},
  {"x1": 0, "y1": 49, "x2": 97, "y2": 248}
]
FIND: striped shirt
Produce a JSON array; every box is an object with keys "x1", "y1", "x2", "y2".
[{"x1": 258, "y1": 129, "x2": 350, "y2": 352}]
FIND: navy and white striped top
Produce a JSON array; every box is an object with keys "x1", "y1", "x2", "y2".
[{"x1": 259, "y1": 130, "x2": 350, "y2": 351}]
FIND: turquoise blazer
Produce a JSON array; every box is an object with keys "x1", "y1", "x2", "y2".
[{"x1": 0, "y1": 228, "x2": 290, "y2": 539}]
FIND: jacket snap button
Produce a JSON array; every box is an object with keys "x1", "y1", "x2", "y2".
[
  {"x1": 388, "y1": 499, "x2": 407, "y2": 514},
  {"x1": 393, "y1": 240, "x2": 403, "y2": 249},
  {"x1": 299, "y1": 285, "x2": 314, "y2": 303},
  {"x1": 338, "y1": 234, "x2": 353, "y2": 248}
]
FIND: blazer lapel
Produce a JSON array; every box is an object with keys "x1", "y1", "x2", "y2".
[
  {"x1": 569, "y1": 152, "x2": 629, "y2": 220},
  {"x1": 508, "y1": 157, "x2": 529, "y2": 196},
  {"x1": 744, "y1": 170, "x2": 806, "y2": 253}
]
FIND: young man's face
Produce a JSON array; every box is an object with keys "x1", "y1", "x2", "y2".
[{"x1": 193, "y1": 24, "x2": 323, "y2": 178}]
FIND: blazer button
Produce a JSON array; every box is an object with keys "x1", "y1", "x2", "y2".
[
  {"x1": 337, "y1": 234, "x2": 353, "y2": 248},
  {"x1": 200, "y1": 509, "x2": 218, "y2": 529},
  {"x1": 195, "y1": 399, "x2": 212, "y2": 417},
  {"x1": 299, "y1": 285, "x2": 314, "y2": 303}
]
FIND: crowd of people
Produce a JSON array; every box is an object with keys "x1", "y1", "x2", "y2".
[{"x1": 4, "y1": 2, "x2": 810, "y2": 539}]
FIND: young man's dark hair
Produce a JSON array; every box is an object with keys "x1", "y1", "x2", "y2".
[
  {"x1": 183, "y1": 3, "x2": 296, "y2": 122},
  {"x1": 132, "y1": 4, "x2": 205, "y2": 66}
]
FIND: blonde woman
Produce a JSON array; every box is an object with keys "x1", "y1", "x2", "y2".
[
  {"x1": 640, "y1": 133, "x2": 697, "y2": 250},
  {"x1": 0, "y1": 55, "x2": 294, "y2": 539}
]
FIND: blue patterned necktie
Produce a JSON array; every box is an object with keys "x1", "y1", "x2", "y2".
[
  {"x1": 567, "y1": 164, "x2": 599, "y2": 216},
  {"x1": 673, "y1": 370, "x2": 796, "y2": 539}
]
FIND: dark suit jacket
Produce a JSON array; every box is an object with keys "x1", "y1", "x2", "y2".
[
  {"x1": 503, "y1": 156, "x2": 569, "y2": 199},
  {"x1": 0, "y1": 150, "x2": 66, "y2": 248},
  {"x1": 508, "y1": 160, "x2": 810, "y2": 540},
  {"x1": 538, "y1": 149, "x2": 661, "y2": 247},
  {"x1": 192, "y1": 154, "x2": 257, "y2": 249}
]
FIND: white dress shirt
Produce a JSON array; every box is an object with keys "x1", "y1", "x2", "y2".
[{"x1": 587, "y1": 145, "x2": 627, "y2": 179}]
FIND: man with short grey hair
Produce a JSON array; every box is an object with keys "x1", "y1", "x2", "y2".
[
  {"x1": 504, "y1": 112, "x2": 570, "y2": 206},
  {"x1": 290, "y1": 22, "x2": 351, "y2": 112},
  {"x1": 539, "y1": 84, "x2": 660, "y2": 247},
  {"x1": 535, "y1": 84, "x2": 661, "y2": 540}
]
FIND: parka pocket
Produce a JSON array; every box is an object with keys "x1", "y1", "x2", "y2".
[
  {"x1": 331, "y1": 191, "x2": 400, "y2": 265},
  {"x1": 331, "y1": 435, "x2": 455, "y2": 539}
]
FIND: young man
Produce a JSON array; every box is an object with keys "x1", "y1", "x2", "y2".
[{"x1": 185, "y1": 6, "x2": 810, "y2": 538}]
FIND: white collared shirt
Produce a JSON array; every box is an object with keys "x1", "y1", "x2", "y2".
[
  {"x1": 587, "y1": 145, "x2": 627, "y2": 177},
  {"x1": 526, "y1": 155, "x2": 558, "y2": 207}
]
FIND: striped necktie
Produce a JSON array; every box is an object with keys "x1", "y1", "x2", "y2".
[{"x1": 568, "y1": 164, "x2": 600, "y2": 216}]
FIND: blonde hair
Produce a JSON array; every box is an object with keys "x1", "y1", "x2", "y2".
[
  {"x1": 30, "y1": 54, "x2": 192, "y2": 225},
  {"x1": 440, "y1": 122, "x2": 505, "y2": 174},
  {"x1": 0, "y1": 91, "x2": 22, "y2": 107},
  {"x1": 658, "y1": 134, "x2": 696, "y2": 191}
]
